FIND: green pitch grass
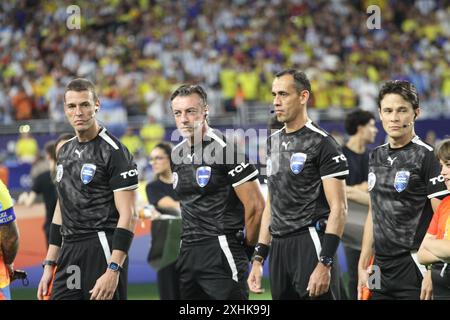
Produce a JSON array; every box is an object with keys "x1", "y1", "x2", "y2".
[{"x1": 11, "y1": 278, "x2": 273, "y2": 300}]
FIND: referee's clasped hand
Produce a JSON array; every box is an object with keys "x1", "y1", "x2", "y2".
[
  {"x1": 247, "y1": 261, "x2": 265, "y2": 294},
  {"x1": 307, "y1": 263, "x2": 331, "y2": 298},
  {"x1": 89, "y1": 269, "x2": 120, "y2": 300}
]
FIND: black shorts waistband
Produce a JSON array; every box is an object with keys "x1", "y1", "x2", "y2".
[
  {"x1": 181, "y1": 231, "x2": 243, "y2": 246},
  {"x1": 63, "y1": 230, "x2": 114, "y2": 243},
  {"x1": 271, "y1": 217, "x2": 328, "y2": 239}
]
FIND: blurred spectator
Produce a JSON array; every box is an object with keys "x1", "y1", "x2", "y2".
[
  {"x1": 140, "y1": 115, "x2": 166, "y2": 156},
  {"x1": 15, "y1": 128, "x2": 39, "y2": 163},
  {"x1": 0, "y1": 0, "x2": 449, "y2": 122},
  {"x1": 18, "y1": 133, "x2": 74, "y2": 246},
  {"x1": 120, "y1": 127, "x2": 143, "y2": 156},
  {"x1": 18, "y1": 140, "x2": 57, "y2": 246},
  {"x1": 425, "y1": 130, "x2": 437, "y2": 147},
  {"x1": 10, "y1": 85, "x2": 34, "y2": 120}
]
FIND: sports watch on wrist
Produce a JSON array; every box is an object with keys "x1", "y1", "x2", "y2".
[
  {"x1": 107, "y1": 262, "x2": 122, "y2": 273},
  {"x1": 319, "y1": 256, "x2": 333, "y2": 267},
  {"x1": 252, "y1": 255, "x2": 265, "y2": 265}
]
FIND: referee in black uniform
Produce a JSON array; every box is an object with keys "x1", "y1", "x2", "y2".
[
  {"x1": 170, "y1": 84, "x2": 265, "y2": 300},
  {"x1": 358, "y1": 80, "x2": 449, "y2": 300},
  {"x1": 248, "y1": 69, "x2": 348, "y2": 300},
  {"x1": 37, "y1": 78, "x2": 138, "y2": 300}
]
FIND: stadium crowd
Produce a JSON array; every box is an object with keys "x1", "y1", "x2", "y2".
[{"x1": 1, "y1": 0, "x2": 449, "y2": 125}]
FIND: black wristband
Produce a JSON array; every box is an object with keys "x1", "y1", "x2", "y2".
[
  {"x1": 252, "y1": 243, "x2": 270, "y2": 261},
  {"x1": 48, "y1": 223, "x2": 62, "y2": 247},
  {"x1": 112, "y1": 228, "x2": 134, "y2": 253},
  {"x1": 320, "y1": 233, "x2": 340, "y2": 258}
]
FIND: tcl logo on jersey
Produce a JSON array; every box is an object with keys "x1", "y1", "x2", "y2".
[
  {"x1": 430, "y1": 175, "x2": 445, "y2": 185},
  {"x1": 332, "y1": 154, "x2": 347, "y2": 163},
  {"x1": 228, "y1": 162, "x2": 250, "y2": 177},
  {"x1": 120, "y1": 169, "x2": 138, "y2": 179}
]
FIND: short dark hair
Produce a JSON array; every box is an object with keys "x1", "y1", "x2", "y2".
[
  {"x1": 377, "y1": 80, "x2": 419, "y2": 110},
  {"x1": 44, "y1": 140, "x2": 56, "y2": 161},
  {"x1": 153, "y1": 142, "x2": 173, "y2": 158},
  {"x1": 170, "y1": 84, "x2": 207, "y2": 106},
  {"x1": 344, "y1": 109, "x2": 376, "y2": 135},
  {"x1": 436, "y1": 139, "x2": 450, "y2": 162},
  {"x1": 64, "y1": 78, "x2": 98, "y2": 102},
  {"x1": 275, "y1": 69, "x2": 312, "y2": 93}
]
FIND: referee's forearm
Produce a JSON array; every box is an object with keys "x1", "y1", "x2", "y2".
[
  {"x1": 114, "y1": 190, "x2": 138, "y2": 232},
  {"x1": 245, "y1": 202, "x2": 264, "y2": 245},
  {"x1": 116, "y1": 213, "x2": 136, "y2": 232},
  {"x1": 45, "y1": 244, "x2": 61, "y2": 263},
  {"x1": 325, "y1": 203, "x2": 347, "y2": 237},
  {"x1": 358, "y1": 209, "x2": 374, "y2": 270},
  {"x1": 256, "y1": 202, "x2": 272, "y2": 246}
]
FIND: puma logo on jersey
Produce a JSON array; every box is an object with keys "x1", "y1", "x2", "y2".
[
  {"x1": 281, "y1": 141, "x2": 291, "y2": 150},
  {"x1": 387, "y1": 156, "x2": 397, "y2": 165},
  {"x1": 228, "y1": 162, "x2": 250, "y2": 177},
  {"x1": 332, "y1": 154, "x2": 347, "y2": 163},
  {"x1": 74, "y1": 149, "x2": 84, "y2": 158},
  {"x1": 430, "y1": 175, "x2": 445, "y2": 185},
  {"x1": 120, "y1": 169, "x2": 138, "y2": 179}
]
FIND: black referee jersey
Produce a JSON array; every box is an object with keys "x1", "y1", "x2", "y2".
[
  {"x1": 369, "y1": 136, "x2": 449, "y2": 258},
  {"x1": 171, "y1": 127, "x2": 259, "y2": 244},
  {"x1": 56, "y1": 127, "x2": 139, "y2": 236},
  {"x1": 52, "y1": 127, "x2": 137, "y2": 300},
  {"x1": 267, "y1": 120, "x2": 349, "y2": 238}
]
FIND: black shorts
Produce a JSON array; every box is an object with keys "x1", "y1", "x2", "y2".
[
  {"x1": 52, "y1": 231, "x2": 128, "y2": 300},
  {"x1": 269, "y1": 228, "x2": 341, "y2": 300},
  {"x1": 431, "y1": 262, "x2": 450, "y2": 300},
  {"x1": 371, "y1": 253, "x2": 424, "y2": 300},
  {"x1": 176, "y1": 235, "x2": 249, "y2": 300}
]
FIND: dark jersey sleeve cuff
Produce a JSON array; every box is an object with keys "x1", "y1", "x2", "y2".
[{"x1": 232, "y1": 170, "x2": 259, "y2": 188}]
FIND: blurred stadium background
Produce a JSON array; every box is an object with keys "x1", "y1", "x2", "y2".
[{"x1": 1, "y1": 0, "x2": 449, "y2": 299}]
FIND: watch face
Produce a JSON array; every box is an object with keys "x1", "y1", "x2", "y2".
[
  {"x1": 320, "y1": 256, "x2": 333, "y2": 266},
  {"x1": 108, "y1": 263, "x2": 120, "y2": 271}
]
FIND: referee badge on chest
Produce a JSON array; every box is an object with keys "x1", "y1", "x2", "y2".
[
  {"x1": 56, "y1": 164, "x2": 64, "y2": 182},
  {"x1": 80, "y1": 163, "x2": 97, "y2": 185},
  {"x1": 290, "y1": 152, "x2": 307, "y2": 174},
  {"x1": 394, "y1": 170, "x2": 410, "y2": 193},
  {"x1": 196, "y1": 166, "x2": 211, "y2": 187},
  {"x1": 172, "y1": 172, "x2": 178, "y2": 189}
]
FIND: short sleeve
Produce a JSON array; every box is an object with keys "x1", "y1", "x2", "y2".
[
  {"x1": 108, "y1": 144, "x2": 139, "y2": 191},
  {"x1": 146, "y1": 181, "x2": 166, "y2": 206},
  {"x1": 318, "y1": 136, "x2": 349, "y2": 180},
  {"x1": 224, "y1": 142, "x2": 259, "y2": 188}
]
